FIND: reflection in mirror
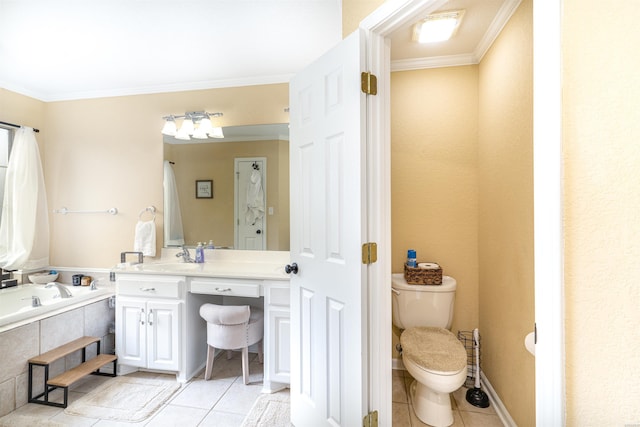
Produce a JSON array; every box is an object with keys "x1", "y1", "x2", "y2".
[{"x1": 163, "y1": 124, "x2": 290, "y2": 251}]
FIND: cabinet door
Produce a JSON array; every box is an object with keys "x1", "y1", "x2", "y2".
[
  {"x1": 268, "y1": 308, "x2": 291, "y2": 384},
  {"x1": 147, "y1": 300, "x2": 181, "y2": 371},
  {"x1": 116, "y1": 298, "x2": 147, "y2": 368}
]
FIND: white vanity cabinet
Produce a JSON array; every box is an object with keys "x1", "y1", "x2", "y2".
[
  {"x1": 116, "y1": 275, "x2": 184, "y2": 373},
  {"x1": 115, "y1": 255, "x2": 291, "y2": 388},
  {"x1": 263, "y1": 280, "x2": 291, "y2": 392}
]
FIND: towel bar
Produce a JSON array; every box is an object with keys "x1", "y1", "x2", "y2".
[{"x1": 54, "y1": 207, "x2": 118, "y2": 215}]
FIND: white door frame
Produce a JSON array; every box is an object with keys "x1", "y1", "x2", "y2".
[
  {"x1": 360, "y1": 0, "x2": 564, "y2": 425},
  {"x1": 532, "y1": 1, "x2": 564, "y2": 424}
]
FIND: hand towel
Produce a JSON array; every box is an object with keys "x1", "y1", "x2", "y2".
[{"x1": 134, "y1": 220, "x2": 156, "y2": 257}]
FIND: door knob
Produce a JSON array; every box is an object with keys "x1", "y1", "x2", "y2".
[
  {"x1": 256, "y1": 229, "x2": 262, "y2": 234},
  {"x1": 285, "y1": 263, "x2": 299, "y2": 274}
]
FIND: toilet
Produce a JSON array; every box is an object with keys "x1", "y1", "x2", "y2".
[{"x1": 392, "y1": 273, "x2": 467, "y2": 427}]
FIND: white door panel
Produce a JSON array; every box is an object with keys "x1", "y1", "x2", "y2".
[{"x1": 289, "y1": 29, "x2": 367, "y2": 427}]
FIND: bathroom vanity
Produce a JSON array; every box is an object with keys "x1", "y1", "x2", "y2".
[{"x1": 114, "y1": 250, "x2": 290, "y2": 393}]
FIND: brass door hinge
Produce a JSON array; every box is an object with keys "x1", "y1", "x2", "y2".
[
  {"x1": 363, "y1": 410, "x2": 378, "y2": 427},
  {"x1": 362, "y1": 242, "x2": 378, "y2": 265},
  {"x1": 361, "y1": 72, "x2": 378, "y2": 95}
]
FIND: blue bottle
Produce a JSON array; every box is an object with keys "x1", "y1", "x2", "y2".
[
  {"x1": 407, "y1": 249, "x2": 417, "y2": 267},
  {"x1": 195, "y1": 242, "x2": 205, "y2": 263}
]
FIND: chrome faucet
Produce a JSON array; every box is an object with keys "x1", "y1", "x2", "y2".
[
  {"x1": 45, "y1": 282, "x2": 73, "y2": 298},
  {"x1": 22, "y1": 296, "x2": 42, "y2": 307},
  {"x1": 175, "y1": 246, "x2": 195, "y2": 263},
  {"x1": 120, "y1": 251, "x2": 143, "y2": 264}
]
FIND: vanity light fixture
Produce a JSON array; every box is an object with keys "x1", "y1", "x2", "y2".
[
  {"x1": 413, "y1": 10, "x2": 465, "y2": 44},
  {"x1": 161, "y1": 111, "x2": 224, "y2": 140}
]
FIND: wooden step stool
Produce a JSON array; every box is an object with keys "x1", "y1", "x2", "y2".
[{"x1": 28, "y1": 336, "x2": 117, "y2": 408}]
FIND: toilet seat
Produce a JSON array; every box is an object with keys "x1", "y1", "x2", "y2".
[{"x1": 400, "y1": 326, "x2": 467, "y2": 375}]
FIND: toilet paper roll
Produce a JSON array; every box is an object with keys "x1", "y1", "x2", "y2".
[
  {"x1": 524, "y1": 332, "x2": 535, "y2": 356},
  {"x1": 418, "y1": 262, "x2": 440, "y2": 270}
]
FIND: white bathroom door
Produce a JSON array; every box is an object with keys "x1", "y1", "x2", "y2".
[
  {"x1": 289, "y1": 29, "x2": 368, "y2": 426},
  {"x1": 234, "y1": 158, "x2": 266, "y2": 250}
]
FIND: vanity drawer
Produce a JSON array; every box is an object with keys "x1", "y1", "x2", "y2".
[
  {"x1": 117, "y1": 275, "x2": 185, "y2": 299},
  {"x1": 190, "y1": 278, "x2": 261, "y2": 298}
]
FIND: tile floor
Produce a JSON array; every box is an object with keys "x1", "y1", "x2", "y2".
[
  {"x1": 1, "y1": 355, "x2": 504, "y2": 427},
  {"x1": 392, "y1": 369, "x2": 505, "y2": 427},
  {"x1": 0, "y1": 352, "x2": 269, "y2": 426}
]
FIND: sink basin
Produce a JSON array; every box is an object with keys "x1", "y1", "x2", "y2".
[{"x1": 140, "y1": 263, "x2": 203, "y2": 273}]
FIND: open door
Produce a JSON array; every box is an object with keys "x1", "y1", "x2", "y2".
[
  {"x1": 288, "y1": 29, "x2": 369, "y2": 426},
  {"x1": 234, "y1": 157, "x2": 267, "y2": 250}
]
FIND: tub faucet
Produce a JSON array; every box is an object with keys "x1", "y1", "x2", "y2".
[
  {"x1": 45, "y1": 282, "x2": 73, "y2": 298},
  {"x1": 176, "y1": 246, "x2": 195, "y2": 263},
  {"x1": 21, "y1": 296, "x2": 42, "y2": 307},
  {"x1": 120, "y1": 251, "x2": 143, "y2": 264}
]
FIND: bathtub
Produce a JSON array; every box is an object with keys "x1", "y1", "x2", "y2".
[{"x1": 0, "y1": 282, "x2": 113, "y2": 332}]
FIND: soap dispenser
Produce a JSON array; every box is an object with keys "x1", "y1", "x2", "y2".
[{"x1": 195, "y1": 242, "x2": 205, "y2": 263}]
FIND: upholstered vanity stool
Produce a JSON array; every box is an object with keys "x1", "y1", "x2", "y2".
[{"x1": 199, "y1": 304, "x2": 264, "y2": 384}]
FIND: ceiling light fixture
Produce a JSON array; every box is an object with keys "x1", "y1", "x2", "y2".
[
  {"x1": 413, "y1": 10, "x2": 465, "y2": 44},
  {"x1": 161, "y1": 111, "x2": 224, "y2": 140}
]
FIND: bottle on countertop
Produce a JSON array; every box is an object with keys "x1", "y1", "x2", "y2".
[
  {"x1": 206, "y1": 240, "x2": 215, "y2": 249},
  {"x1": 195, "y1": 242, "x2": 205, "y2": 263},
  {"x1": 406, "y1": 249, "x2": 417, "y2": 268}
]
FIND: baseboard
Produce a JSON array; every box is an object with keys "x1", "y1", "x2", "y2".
[
  {"x1": 480, "y1": 372, "x2": 517, "y2": 427},
  {"x1": 392, "y1": 357, "x2": 405, "y2": 371}
]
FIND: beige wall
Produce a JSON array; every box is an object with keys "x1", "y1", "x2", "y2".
[
  {"x1": 40, "y1": 84, "x2": 288, "y2": 267},
  {"x1": 165, "y1": 138, "x2": 289, "y2": 251},
  {"x1": 563, "y1": 0, "x2": 640, "y2": 424},
  {"x1": 0, "y1": 89, "x2": 46, "y2": 150},
  {"x1": 391, "y1": 66, "x2": 479, "y2": 348},
  {"x1": 341, "y1": 0, "x2": 385, "y2": 37},
  {"x1": 477, "y1": 0, "x2": 534, "y2": 425}
]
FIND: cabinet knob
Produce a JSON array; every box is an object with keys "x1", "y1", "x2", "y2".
[{"x1": 285, "y1": 263, "x2": 299, "y2": 275}]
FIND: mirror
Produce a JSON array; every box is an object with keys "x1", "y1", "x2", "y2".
[{"x1": 163, "y1": 124, "x2": 290, "y2": 251}]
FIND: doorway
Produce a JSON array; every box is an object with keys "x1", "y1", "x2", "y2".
[
  {"x1": 360, "y1": 0, "x2": 563, "y2": 424},
  {"x1": 234, "y1": 157, "x2": 267, "y2": 250}
]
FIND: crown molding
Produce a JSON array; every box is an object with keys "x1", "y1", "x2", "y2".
[
  {"x1": 474, "y1": 0, "x2": 523, "y2": 62},
  {"x1": 391, "y1": 53, "x2": 478, "y2": 72},
  {"x1": 390, "y1": 0, "x2": 523, "y2": 72}
]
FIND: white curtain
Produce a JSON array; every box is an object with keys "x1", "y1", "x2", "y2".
[
  {"x1": 0, "y1": 127, "x2": 49, "y2": 270},
  {"x1": 163, "y1": 160, "x2": 185, "y2": 246}
]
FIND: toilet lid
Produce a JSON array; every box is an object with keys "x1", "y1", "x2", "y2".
[{"x1": 400, "y1": 327, "x2": 467, "y2": 374}]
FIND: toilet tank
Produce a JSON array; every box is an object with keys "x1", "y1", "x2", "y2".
[{"x1": 391, "y1": 273, "x2": 457, "y2": 330}]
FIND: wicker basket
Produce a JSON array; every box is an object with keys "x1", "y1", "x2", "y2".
[{"x1": 404, "y1": 262, "x2": 443, "y2": 285}]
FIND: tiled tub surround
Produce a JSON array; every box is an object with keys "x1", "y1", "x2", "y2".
[{"x1": 0, "y1": 294, "x2": 114, "y2": 417}]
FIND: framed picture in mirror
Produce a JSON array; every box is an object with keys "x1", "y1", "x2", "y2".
[{"x1": 196, "y1": 180, "x2": 213, "y2": 199}]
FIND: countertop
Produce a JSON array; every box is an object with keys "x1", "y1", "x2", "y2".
[{"x1": 115, "y1": 249, "x2": 291, "y2": 281}]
